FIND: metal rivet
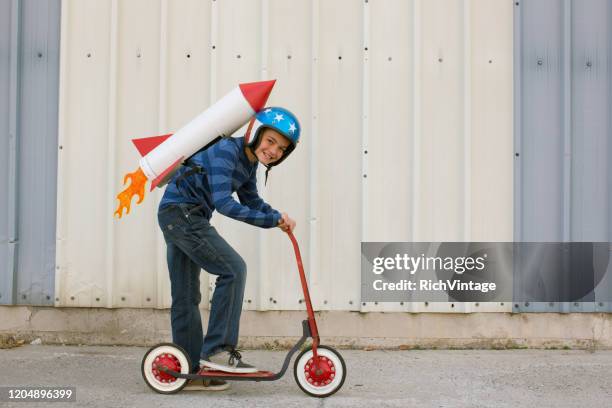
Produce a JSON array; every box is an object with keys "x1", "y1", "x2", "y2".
[
  {"x1": 537, "y1": 59, "x2": 543, "y2": 66},
  {"x1": 599, "y1": 302, "x2": 604, "y2": 307},
  {"x1": 273, "y1": 300, "x2": 277, "y2": 304},
  {"x1": 324, "y1": 300, "x2": 328, "y2": 304},
  {"x1": 349, "y1": 301, "x2": 353, "y2": 304},
  {"x1": 400, "y1": 302, "x2": 404, "y2": 305},
  {"x1": 137, "y1": 53, "x2": 141, "y2": 58},
  {"x1": 425, "y1": 302, "x2": 429, "y2": 306},
  {"x1": 186, "y1": 54, "x2": 191, "y2": 58},
  {"x1": 37, "y1": 52, "x2": 43, "y2": 58},
  {"x1": 374, "y1": 301, "x2": 378, "y2": 305},
  {"x1": 574, "y1": 302, "x2": 579, "y2": 306},
  {"x1": 146, "y1": 297, "x2": 151, "y2": 302},
  {"x1": 515, "y1": 152, "x2": 519, "y2": 157},
  {"x1": 488, "y1": 60, "x2": 493, "y2": 64},
  {"x1": 364, "y1": 150, "x2": 368, "y2": 154},
  {"x1": 236, "y1": 54, "x2": 241, "y2": 59},
  {"x1": 362, "y1": 302, "x2": 366, "y2": 306},
  {"x1": 438, "y1": 58, "x2": 443, "y2": 63},
  {"x1": 515, "y1": 2, "x2": 519, "y2": 5},
  {"x1": 363, "y1": 174, "x2": 367, "y2": 178},
  {"x1": 388, "y1": 57, "x2": 392, "y2": 61},
  {"x1": 46, "y1": 295, "x2": 51, "y2": 300},
  {"x1": 500, "y1": 302, "x2": 504, "y2": 306},
  {"x1": 451, "y1": 303, "x2": 455, "y2": 308},
  {"x1": 364, "y1": 47, "x2": 368, "y2": 51},
  {"x1": 247, "y1": 299, "x2": 251, "y2": 303},
  {"x1": 212, "y1": 45, "x2": 216, "y2": 49},
  {"x1": 338, "y1": 56, "x2": 342, "y2": 60},
  {"x1": 475, "y1": 303, "x2": 479, "y2": 306},
  {"x1": 586, "y1": 61, "x2": 592, "y2": 68},
  {"x1": 22, "y1": 294, "x2": 26, "y2": 299},
  {"x1": 299, "y1": 299, "x2": 303, "y2": 304},
  {"x1": 287, "y1": 55, "x2": 292, "y2": 59},
  {"x1": 96, "y1": 298, "x2": 100, "y2": 302},
  {"x1": 525, "y1": 302, "x2": 529, "y2": 306},
  {"x1": 70, "y1": 296, "x2": 75, "y2": 300},
  {"x1": 269, "y1": 297, "x2": 273, "y2": 301},
  {"x1": 87, "y1": 53, "x2": 91, "y2": 58},
  {"x1": 58, "y1": 146, "x2": 63, "y2": 150},
  {"x1": 121, "y1": 297, "x2": 126, "y2": 301}
]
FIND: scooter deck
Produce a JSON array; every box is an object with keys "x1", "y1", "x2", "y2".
[{"x1": 197, "y1": 369, "x2": 276, "y2": 378}]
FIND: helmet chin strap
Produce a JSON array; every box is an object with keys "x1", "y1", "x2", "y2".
[{"x1": 245, "y1": 142, "x2": 273, "y2": 185}]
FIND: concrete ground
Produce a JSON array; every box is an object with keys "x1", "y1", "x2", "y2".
[{"x1": 1, "y1": 344, "x2": 611, "y2": 408}]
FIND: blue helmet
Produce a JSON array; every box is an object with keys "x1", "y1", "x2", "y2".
[{"x1": 245, "y1": 106, "x2": 301, "y2": 168}]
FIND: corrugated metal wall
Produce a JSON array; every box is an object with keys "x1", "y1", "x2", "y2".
[
  {"x1": 56, "y1": 0, "x2": 514, "y2": 312},
  {"x1": 0, "y1": 0, "x2": 61, "y2": 306},
  {"x1": 514, "y1": 0, "x2": 612, "y2": 312}
]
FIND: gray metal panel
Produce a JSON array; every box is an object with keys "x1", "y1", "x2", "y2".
[
  {"x1": 0, "y1": 0, "x2": 60, "y2": 305},
  {"x1": 516, "y1": 0, "x2": 565, "y2": 242},
  {"x1": 515, "y1": 0, "x2": 612, "y2": 312},
  {"x1": 14, "y1": 0, "x2": 61, "y2": 305},
  {"x1": 0, "y1": 0, "x2": 10, "y2": 303},
  {"x1": 0, "y1": 0, "x2": 20, "y2": 305}
]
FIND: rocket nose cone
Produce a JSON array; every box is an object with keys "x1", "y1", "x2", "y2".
[{"x1": 239, "y1": 79, "x2": 276, "y2": 112}]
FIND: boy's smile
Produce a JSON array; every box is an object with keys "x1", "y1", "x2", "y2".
[{"x1": 248, "y1": 128, "x2": 291, "y2": 165}]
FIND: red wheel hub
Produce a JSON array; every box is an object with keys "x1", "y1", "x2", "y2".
[
  {"x1": 151, "y1": 353, "x2": 181, "y2": 383},
  {"x1": 304, "y1": 355, "x2": 336, "y2": 387}
]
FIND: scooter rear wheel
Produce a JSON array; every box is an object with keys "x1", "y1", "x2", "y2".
[
  {"x1": 141, "y1": 343, "x2": 191, "y2": 394},
  {"x1": 293, "y1": 345, "x2": 346, "y2": 398}
]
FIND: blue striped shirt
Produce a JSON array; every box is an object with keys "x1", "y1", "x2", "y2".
[{"x1": 159, "y1": 137, "x2": 281, "y2": 228}]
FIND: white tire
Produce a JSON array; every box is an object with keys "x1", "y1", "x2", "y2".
[
  {"x1": 141, "y1": 343, "x2": 191, "y2": 394},
  {"x1": 293, "y1": 345, "x2": 346, "y2": 398}
]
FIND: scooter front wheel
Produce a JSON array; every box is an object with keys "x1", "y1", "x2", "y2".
[
  {"x1": 141, "y1": 343, "x2": 192, "y2": 394},
  {"x1": 293, "y1": 345, "x2": 346, "y2": 398}
]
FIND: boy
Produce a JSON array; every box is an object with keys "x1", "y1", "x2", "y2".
[{"x1": 157, "y1": 107, "x2": 300, "y2": 391}]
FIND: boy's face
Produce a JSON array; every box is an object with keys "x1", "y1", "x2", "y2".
[{"x1": 254, "y1": 128, "x2": 291, "y2": 166}]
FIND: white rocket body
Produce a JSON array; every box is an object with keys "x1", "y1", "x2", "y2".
[{"x1": 131, "y1": 80, "x2": 276, "y2": 190}]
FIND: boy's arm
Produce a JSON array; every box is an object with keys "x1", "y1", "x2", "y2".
[
  {"x1": 237, "y1": 173, "x2": 275, "y2": 214},
  {"x1": 202, "y1": 142, "x2": 280, "y2": 228}
]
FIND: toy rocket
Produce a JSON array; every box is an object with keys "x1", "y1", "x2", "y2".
[{"x1": 114, "y1": 79, "x2": 276, "y2": 218}]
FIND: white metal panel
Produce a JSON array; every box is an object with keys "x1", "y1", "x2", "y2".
[
  {"x1": 158, "y1": 0, "x2": 213, "y2": 309},
  {"x1": 112, "y1": 0, "x2": 162, "y2": 309},
  {"x1": 57, "y1": 0, "x2": 113, "y2": 307},
  {"x1": 366, "y1": 0, "x2": 414, "y2": 242},
  {"x1": 470, "y1": 0, "x2": 513, "y2": 242},
  {"x1": 417, "y1": 0, "x2": 465, "y2": 242},
  {"x1": 210, "y1": 0, "x2": 264, "y2": 312},
  {"x1": 258, "y1": 0, "x2": 313, "y2": 312},
  {"x1": 57, "y1": 0, "x2": 514, "y2": 313},
  {"x1": 467, "y1": 0, "x2": 513, "y2": 313},
  {"x1": 313, "y1": 0, "x2": 363, "y2": 311}
]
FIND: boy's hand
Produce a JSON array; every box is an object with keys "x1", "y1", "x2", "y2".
[{"x1": 277, "y1": 212, "x2": 296, "y2": 233}]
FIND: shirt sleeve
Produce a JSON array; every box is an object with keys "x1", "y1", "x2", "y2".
[
  {"x1": 201, "y1": 141, "x2": 281, "y2": 228},
  {"x1": 237, "y1": 171, "x2": 279, "y2": 216}
]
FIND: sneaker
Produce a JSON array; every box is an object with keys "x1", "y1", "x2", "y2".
[
  {"x1": 183, "y1": 379, "x2": 230, "y2": 391},
  {"x1": 200, "y1": 348, "x2": 258, "y2": 373}
]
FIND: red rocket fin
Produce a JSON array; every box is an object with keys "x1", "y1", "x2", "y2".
[
  {"x1": 132, "y1": 133, "x2": 173, "y2": 157},
  {"x1": 150, "y1": 156, "x2": 184, "y2": 191},
  {"x1": 239, "y1": 80, "x2": 276, "y2": 112}
]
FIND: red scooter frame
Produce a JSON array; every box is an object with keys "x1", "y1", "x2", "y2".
[{"x1": 142, "y1": 231, "x2": 346, "y2": 397}]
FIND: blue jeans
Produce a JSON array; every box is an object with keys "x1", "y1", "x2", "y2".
[{"x1": 158, "y1": 203, "x2": 247, "y2": 370}]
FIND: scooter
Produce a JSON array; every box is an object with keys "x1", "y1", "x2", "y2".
[{"x1": 141, "y1": 231, "x2": 346, "y2": 398}]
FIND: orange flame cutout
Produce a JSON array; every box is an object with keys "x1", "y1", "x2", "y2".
[{"x1": 114, "y1": 167, "x2": 148, "y2": 218}]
